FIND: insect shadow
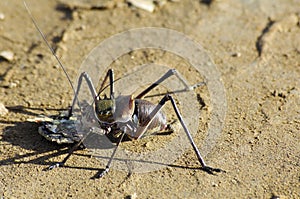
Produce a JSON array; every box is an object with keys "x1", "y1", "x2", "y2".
[
  {"x1": 0, "y1": 107, "x2": 202, "y2": 172},
  {"x1": 0, "y1": 106, "x2": 70, "y2": 167}
]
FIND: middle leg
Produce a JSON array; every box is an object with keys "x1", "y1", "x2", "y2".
[{"x1": 135, "y1": 69, "x2": 205, "y2": 99}]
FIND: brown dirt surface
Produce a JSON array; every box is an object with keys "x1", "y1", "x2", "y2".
[{"x1": 1, "y1": 0, "x2": 300, "y2": 198}]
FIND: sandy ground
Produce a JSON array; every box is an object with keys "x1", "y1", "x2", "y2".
[{"x1": 0, "y1": 0, "x2": 300, "y2": 198}]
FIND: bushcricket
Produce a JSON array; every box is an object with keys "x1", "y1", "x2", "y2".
[{"x1": 24, "y1": 2, "x2": 223, "y2": 178}]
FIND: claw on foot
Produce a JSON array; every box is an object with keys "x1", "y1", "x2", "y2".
[
  {"x1": 95, "y1": 167, "x2": 109, "y2": 179},
  {"x1": 48, "y1": 163, "x2": 63, "y2": 170}
]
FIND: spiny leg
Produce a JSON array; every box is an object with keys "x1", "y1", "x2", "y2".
[
  {"x1": 69, "y1": 69, "x2": 115, "y2": 117},
  {"x1": 136, "y1": 69, "x2": 204, "y2": 99},
  {"x1": 136, "y1": 94, "x2": 223, "y2": 174},
  {"x1": 97, "y1": 68, "x2": 114, "y2": 99},
  {"x1": 50, "y1": 69, "x2": 114, "y2": 169},
  {"x1": 95, "y1": 131, "x2": 126, "y2": 178},
  {"x1": 165, "y1": 95, "x2": 224, "y2": 174},
  {"x1": 48, "y1": 128, "x2": 93, "y2": 170},
  {"x1": 48, "y1": 71, "x2": 97, "y2": 169},
  {"x1": 69, "y1": 72, "x2": 97, "y2": 117}
]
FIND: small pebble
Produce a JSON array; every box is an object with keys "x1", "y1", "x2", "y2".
[
  {"x1": 8, "y1": 82, "x2": 17, "y2": 88},
  {"x1": 0, "y1": 13, "x2": 5, "y2": 20},
  {"x1": 143, "y1": 142, "x2": 151, "y2": 148},
  {"x1": 271, "y1": 195, "x2": 280, "y2": 199},
  {"x1": 126, "y1": 193, "x2": 137, "y2": 199},
  {"x1": 127, "y1": 0, "x2": 155, "y2": 12},
  {"x1": 75, "y1": 25, "x2": 86, "y2": 31},
  {"x1": 0, "y1": 102, "x2": 8, "y2": 116},
  {"x1": 231, "y1": 52, "x2": 241, "y2": 57},
  {"x1": 0, "y1": 50, "x2": 14, "y2": 61}
]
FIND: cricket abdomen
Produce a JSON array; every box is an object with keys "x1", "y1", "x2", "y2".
[{"x1": 134, "y1": 99, "x2": 167, "y2": 131}]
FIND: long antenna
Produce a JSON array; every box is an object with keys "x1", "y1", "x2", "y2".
[{"x1": 24, "y1": 1, "x2": 75, "y2": 95}]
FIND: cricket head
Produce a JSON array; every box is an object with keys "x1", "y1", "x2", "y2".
[{"x1": 95, "y1": 95, "x2": 135, "y2": 124}]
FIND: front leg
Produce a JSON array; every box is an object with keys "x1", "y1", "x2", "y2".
[
  {"x1": 69, "y1": 72, "x2": 98, "y2": 117},
  {"x1": 46, "y1": 138, "x2": 83, "y2": 171}
]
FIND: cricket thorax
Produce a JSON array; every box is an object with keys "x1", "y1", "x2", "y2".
[
  {"x1": 95, "y1": 95, "x2": 135, "y2": 124},
  {"x1": 95, "y1": 98, "x2": 115, "y2": 123}
]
